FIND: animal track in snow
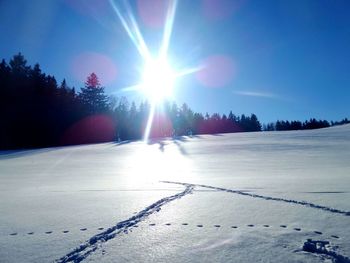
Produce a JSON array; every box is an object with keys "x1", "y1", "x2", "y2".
[
  {"x1": 53, "y1": 180, "x2": 347, "y2": 263},
  {"x1": 302, "y1": 239, "x2": 350, "y2": 263},
  {"x1": 56, "y1": 184, "x2": 194, "y2": 263},
  {"x1": 162, "y1": 181, "x2": 350, "y2": 216}
]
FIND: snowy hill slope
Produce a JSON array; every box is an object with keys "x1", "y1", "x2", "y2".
[{"x1": 0, "y1": 125, "x2": 349, "y2": 262}]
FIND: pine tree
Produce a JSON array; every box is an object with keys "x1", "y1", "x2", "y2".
[
  {"x1": 250, "y1": 113, "x2": 262, "y2": 131},
  {"x1": 9, "y1": 52, "x2": 30, "y2": 76},
  {"x1": 78, "y1": 73, "x2": 109, "y2": 114},
  {"x1": 0, "y1": 59, "x2": 11, "y2": 94}
]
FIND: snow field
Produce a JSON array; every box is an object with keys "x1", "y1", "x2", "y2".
[{"x1": 0, "y1": 124, "x2": 349, "y2": 262}]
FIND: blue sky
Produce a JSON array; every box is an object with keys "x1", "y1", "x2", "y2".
[{"x1": 0, "y1": 0, "x2": 349, "y2": 123}]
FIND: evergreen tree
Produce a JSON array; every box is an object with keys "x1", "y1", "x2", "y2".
[
  {"x1": 78, "y1": 73, "x2": 109, "y2": 114},
  {"x1": 250, "y1": 114, "x2": 262, "y2": 131},
  {"x1": 2, "y1": 52, "x2": 347, "y2": 149},
  {"x1": 114, "y1": 96, "x2": 130, "y2": 140},
  {"x1": 60, "y1": 79, "x2": 68, "y2": 93},
  {"x1": 9, "y1": 52, "x2": 30, "y2": 76}
]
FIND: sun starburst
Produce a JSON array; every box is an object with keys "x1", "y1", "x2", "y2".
[{"x1": 109, "y1": 0, "x2": 200, "y2": 141}]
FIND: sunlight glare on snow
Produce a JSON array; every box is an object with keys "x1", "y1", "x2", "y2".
[{"x1": 123, "y1": 142, "x2": 194, "y2": 185}]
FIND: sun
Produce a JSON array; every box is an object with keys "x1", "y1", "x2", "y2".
[
  {"x1": 141, "y1": 58, "x2": 175, "y2": 103},
  {"x1": 110, "y1": 0, "x2": 200, "y2": 141}
]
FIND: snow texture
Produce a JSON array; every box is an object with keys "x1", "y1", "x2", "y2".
[
  {"x1": 56, "y1": 185, "x2": 193, "y2": 262},
  {"x1": 302, "y1": 239, "x2": 350, "y2": 263},
  {"x1": 161, "y1": 181, "x2": 350, "y2": 216},
  {"x1": 1, "y1": 124, "x2": 350, "y2": 262}
]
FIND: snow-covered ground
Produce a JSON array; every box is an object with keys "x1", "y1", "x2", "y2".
[{"x1": 1, "y1": 124, "x2": 349, "y2": 262}]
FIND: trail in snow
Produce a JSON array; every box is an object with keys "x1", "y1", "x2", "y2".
[
  {"x1": 56, "y1": 185, "x2": 194, "y2": 263},
  {"x1": 56, "y1": 180, "x2": 348, "y2": 262},
  {"x1": 161, "y1": 181, "x2": 350, "y2": 216},
  {"x1": 302, "y1": 239, "x2": 350, "y2": 263}
]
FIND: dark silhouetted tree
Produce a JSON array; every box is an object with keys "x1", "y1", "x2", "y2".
[
  {"x1": 1, "y1": 53, "x2": 347, "y2": 149},
  {"x1": 78, "y1": 73, "x2": 109, "y2": 114}
]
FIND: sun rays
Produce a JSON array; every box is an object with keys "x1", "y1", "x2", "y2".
[{"x1": 109, "y1": 0, "x2": 200, "y2": 142}]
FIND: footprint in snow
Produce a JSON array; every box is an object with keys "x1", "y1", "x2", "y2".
[
  {"x1": 197, "y1": 224, "x2": 203, "y2": 227},
  {"x1": 182, "y1": 223, "x2": 188, "y2": 226},
  {"x1": 10, "y1": 233, "x2": 17, "y2": 236},
  {"x1": 45, "y1": 231, "x2": 52, "y2": 234},
  {"x1": 247, "y1": 224, "x2": 254, "y2": 227},
  {"x1": 294, "y1": 228, "x2": 301, "y2": 231},
  {"x1": 263, "y1": 225, "x2": 270, "y2": 228},
  {"x1": 98, "y1": 227, "x2": 104, "y2": 230},
  {"x1": 231, "y1": 226, "x2": 238, "y2": 228},
  {"x1": 80, "y1": 228, "x2": 87, "y2": 231},
  {"x1": 165, "y1": 223, "x2": 171, "y2": 226},
  {"x1": 214, "y1": 225, "x2": 221, "y2": 228},
  {"x1": 27, "y1": 232, "x2": 34, "y2": 235},
  {"x1": 331, "y1": 235, "x2": 339, "y2": 239},
  {"x1": 280, "y1": 225, "x2": 287, "y2": 228},
  {"x1": 63, "y1": 230, "x2": 69, "y2": 233},
  {"x1": 149, "y1": 223, "x2": 156, "y2": 226},
  {"x1": 314, "y1": 231, "x2": 322, "y2": 235}
]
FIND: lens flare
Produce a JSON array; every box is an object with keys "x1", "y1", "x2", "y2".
[
  {"x1": 71, "y1": 52, "x2": 118, "y2": 85},
  {"x1": 196, "y1": 55, "x2": 236, "y2": 88},
  {"x1": 202, "y1": 0, "x2": 245, "y2": 21},
  {"x1": 137, "y1": 0, "x2": 170, "y2": 28},
  {"x1": 109, "y1": 0, "x2": 201, "y2": 141}
]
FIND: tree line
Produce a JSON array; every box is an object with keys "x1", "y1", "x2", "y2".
[
  {"x1": 0, "y1": 53, "x2": 348, "y2": 149},
  {"x1": 263, "y1": 118, "x2": 349, "y2": 131}
]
